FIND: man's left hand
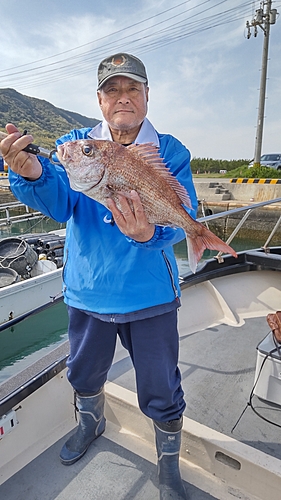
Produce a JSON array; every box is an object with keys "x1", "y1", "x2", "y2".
[{"x1": 107, "y1": 190, "x2": 155, "y2": 242}]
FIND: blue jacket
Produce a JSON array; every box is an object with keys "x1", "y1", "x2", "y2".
[{"x1": 9, "y1": 126, "x2": 198, "y2": 314}]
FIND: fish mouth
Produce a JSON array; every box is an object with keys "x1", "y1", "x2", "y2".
[
  {"x1": 69, "y1": 170, "x2": 105, "y2": 192},
  {"x1": 56, "y1": 144, "x2": 70, "y2": 163}
]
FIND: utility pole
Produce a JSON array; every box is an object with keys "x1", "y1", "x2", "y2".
[{"x1": 246, "y1": 1, "x2": 278, "y2": 167}]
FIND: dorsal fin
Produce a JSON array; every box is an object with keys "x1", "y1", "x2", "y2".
[{"x1": 127, "y1": 143, "x2": 191, "y2": 208}]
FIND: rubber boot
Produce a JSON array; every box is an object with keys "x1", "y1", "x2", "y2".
[
  {"x1": 60, "y1": 387, "x2": 106, "y2": 465},
  {"x1": 153, "y1": 417, "x2": 190, "y2": 500}
]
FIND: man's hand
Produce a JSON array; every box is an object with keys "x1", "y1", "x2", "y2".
[
  {"x1": 0, "y1": 123, "x2": 42, "y2": 180},
  {"x1": 107, "y1": 190, "x2": 155, "y2": 242}
]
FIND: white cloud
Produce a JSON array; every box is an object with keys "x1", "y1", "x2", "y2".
[{"x1": 0, "y1": 0, "x2": 280, "y2": 159}]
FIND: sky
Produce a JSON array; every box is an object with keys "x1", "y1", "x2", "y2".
[{"x1": 0, "y1": 0, "x2": 280, "y2": 160}]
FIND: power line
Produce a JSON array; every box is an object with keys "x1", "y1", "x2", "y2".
[
  {"x1": 0, "y1": 0, "x2": 255, "y2": 92},
  {"x1": 0, "y1": 0, "x2": 200, "y2": 77},
  {"x1": 0, "y1": 0, "x2": 193, "y2": 74}
]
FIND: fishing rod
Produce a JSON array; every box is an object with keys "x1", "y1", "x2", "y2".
[{"x1": 0, "y1": 130, "x2": 59, "y2": 164}]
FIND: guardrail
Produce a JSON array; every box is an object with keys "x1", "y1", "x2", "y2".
[
  {"x1": 230, "y1": 178, "x2": 281, "y2": 184},
  {"x1": 199, "y1": 197, "x2": 281, "y2": 260},
  {"x1": 1, "y1": 198, "x2": 281, "y2": 257},
  {"x1": 0, "y1": 202, "x2": 43, "y2": 226}
]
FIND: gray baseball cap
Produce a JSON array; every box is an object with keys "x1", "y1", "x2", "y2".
[{"x1": 97, "y1": 53, "x2": 148, "y2": 90}]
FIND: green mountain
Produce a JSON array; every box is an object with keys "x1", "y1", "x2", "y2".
[{"x1": 0, "y1": 88, "x2": 100, "y2": 149}]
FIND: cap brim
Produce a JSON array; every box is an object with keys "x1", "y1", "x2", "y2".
[{"x1": 97, "y1": 72, "x2": 147, "y2": 90}]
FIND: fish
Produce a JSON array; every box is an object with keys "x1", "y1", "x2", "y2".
[{"x1": 56, "y1": 139, "x2": 237, "y2": 273}]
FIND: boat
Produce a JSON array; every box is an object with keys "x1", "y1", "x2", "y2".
[
  {"x1": 0, "y1": 232, "x2": 65, "y2": 328},
  {"x1": 1, "y1": 198, "x2": 281, "y2": 499},
  {"x1": 0, "y1": 201, "x2": 65, "y2": 329}
]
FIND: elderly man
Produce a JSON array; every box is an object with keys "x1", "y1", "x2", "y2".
[{"x1": 0, "y1": 53, "x2": 198, "y2": 500}]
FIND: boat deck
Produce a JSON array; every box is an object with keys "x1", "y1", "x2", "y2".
[
  {"x1": 109, "y1": 318, "x2": 281, "y2": 460},
  {"x1": 1, "y1": 419, "x2": 226, "y2": 500},
  {"x1": 1, "y1": 259, "x2": 281, "y2": 499},
  {"x1": 0, "y1": 318, "x2": 276, "y2": 500}
]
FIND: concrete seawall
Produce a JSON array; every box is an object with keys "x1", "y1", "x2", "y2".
[
  {"x1": 194, "y1": 179, "x2": 281, "y2": 242},
  {"x1": 194, "y1": 178, "x2": 281, "y2": 204},
  {"x1": 1, "y1": 176, "x2": 281, "y2": 207}
]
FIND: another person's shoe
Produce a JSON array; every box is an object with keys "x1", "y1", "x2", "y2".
[
  {"x1": 153, "y1": 417, "x2": 190, "y2": 499},
  {"x1": 60, "y1": 387, "x2": 106, "y2": 465}
]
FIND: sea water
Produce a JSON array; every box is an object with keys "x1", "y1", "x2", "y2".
[
  {"x1": 0, "y1": 301, "x2": 68, "y2": 383},
  {"x1": 174, "y1": 233, "x2": 269, "y2": 276}
]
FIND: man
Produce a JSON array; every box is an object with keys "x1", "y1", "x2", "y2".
[{"x1": 0, "y1": 53, "x2": 198, "y2": 500}]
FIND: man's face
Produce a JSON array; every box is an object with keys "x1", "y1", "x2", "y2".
[{"x1": 97, "y1": 76, "x2": 149, "y2": 133}]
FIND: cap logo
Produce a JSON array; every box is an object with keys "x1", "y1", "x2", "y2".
[{"x1": 111, "y1": 55, "x2": 126, "y2": 67}]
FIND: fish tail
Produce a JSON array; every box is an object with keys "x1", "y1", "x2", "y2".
[{"x1": 186, "y1": 225, "x2": 237, "y2": 274}]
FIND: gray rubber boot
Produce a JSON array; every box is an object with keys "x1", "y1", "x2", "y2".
[
  {"x1": 60, "y1": 388, "x2": 106, "y2": 465},
  {"x1": 153, "y1": 417, "x2": 190, "y2": 500}
]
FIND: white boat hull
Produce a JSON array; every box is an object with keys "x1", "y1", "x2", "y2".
[{"x1": 0, "y1": 266, "x2": 62, "y2": 326}]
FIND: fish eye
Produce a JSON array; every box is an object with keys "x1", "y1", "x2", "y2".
[{"x1": 82, "y1": 145, "x2": 94, "y2": 156}]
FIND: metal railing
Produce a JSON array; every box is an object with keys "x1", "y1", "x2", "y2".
[
  {"x1": 198, "y1": 197, "x2": 281, "y2": 261},
  {"x1": 0, "y1": 198, "x2": 281, "y2": 256},
  {"x1": 0, "y1": 202, "x2": 43, "y2": 226}
]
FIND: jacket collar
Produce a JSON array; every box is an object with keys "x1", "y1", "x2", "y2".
[{"x1": 88, "y1": 117, "x2": 159, "y2": 147}]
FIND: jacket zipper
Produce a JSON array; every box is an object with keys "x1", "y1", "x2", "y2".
[
  {"x1": 62, "y1": 248, "x2": 68, "y2": 292},
  {"x1": 162, "y1": 250, "x2": 179, "y2": 299}
]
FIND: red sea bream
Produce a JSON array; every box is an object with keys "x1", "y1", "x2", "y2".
[{"x1": 56, "y1": 139, "x2": 237, "y2": 273}]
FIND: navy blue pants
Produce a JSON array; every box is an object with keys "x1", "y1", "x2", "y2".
[{"x1": 66, "y1": 306, "x2": 185, "y2": 422}]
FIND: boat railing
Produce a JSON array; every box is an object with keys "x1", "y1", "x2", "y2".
[
  {"x1": 0, "y1": 198, "x2": 280, "y2": 259},
  {"x1": 0, "y1": 202, "x2": 43, "y2": 226},
  {"x1": 199, "y1": 197, "x2": 281, "y2": 262}
]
